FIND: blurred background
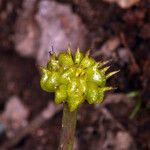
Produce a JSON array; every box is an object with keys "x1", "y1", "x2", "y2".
[{"x1": 0, "y1": 0, "x2": 149, "y2": 149}]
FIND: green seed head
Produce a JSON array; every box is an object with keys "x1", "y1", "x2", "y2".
[{"x1": 40, "y1": 49, "x2": 118, "y2": 111}]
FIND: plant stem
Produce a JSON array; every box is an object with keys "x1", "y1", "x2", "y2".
[
  {"x1": 129, "y1": 98, "x2": 141, "y2": 119},
  {"x1": 59, "y1": 104, "x2": 77, "y2": 150}
]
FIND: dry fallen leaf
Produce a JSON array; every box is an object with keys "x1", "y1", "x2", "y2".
[{"x1": 103, "y1": 0, "x2": 140, "y2": 9}]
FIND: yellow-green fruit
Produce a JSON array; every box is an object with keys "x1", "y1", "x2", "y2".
[
  {"x1": 47, "y1": 71, "x2": 60, "y2": 90},
  {"x1": 58, "y1": 51, "x2": 74, "y2": 68},
  {"x1": 86, "y1": 82, "x2": 99, "y2": 104},
  {"x1": 40, "y1": 68, "x2": 50, "y2": 92},
  {"x1": 74, "y1": 48, "x2": 84, "y2": 64},
  {"x1": 95, "y1": 87, "x2": 113, "y2": 103},
  {"x1": 55, "y1": 85, "x2": 67, "y2": 104},
  {"x1": 59, "y1": 67, "x2": 76, "y2": 84},
  {"x1": 78, "y1": 77, "x2": 87, "y2": 94},
  {"x1": 41, "y1": 70, "x2": 60, "y2": 92},
  {"x1": 47, "y1": 52, "x2": 59, "y2": 70},
  {"x1": 67, "y1": 78, "x2": 85, "y2": 111},
  {"x1": 86, "y1": 64, "x2": 106, "y2": 87},
  {"x1": 67, "y1": 78, "x2": 79, "y2": 97},
  {"x1": 75, "y1": 66, "x2": 85, "y2": 77},
  {"x1": 95, "y1": 89, "x2": 104, "y2": 104},
  {"x1": 80, "y1": 53, "x2": 95, "y2": 68},
  {"x1": 68, "y1": 94, "x2": 84, "y2": 112},
  {"x1": 47, "y1": 59, "x2": 59, "y2": 71}
]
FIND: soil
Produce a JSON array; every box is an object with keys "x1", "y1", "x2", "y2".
[{"x1": 0, "y1": 0, "x2": 150, "y2": 150}]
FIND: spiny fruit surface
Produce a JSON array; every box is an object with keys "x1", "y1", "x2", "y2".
[{"x1": 40, "y1": 48, "x2": 118, "y2": 112}]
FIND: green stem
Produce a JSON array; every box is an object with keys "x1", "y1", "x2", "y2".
[
  {"x1": 59, "y1": 104, "x2": 77, "y2": 150},
  {"x1": 129, "y1": 98, "x2": 141, "y2": 119}
]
